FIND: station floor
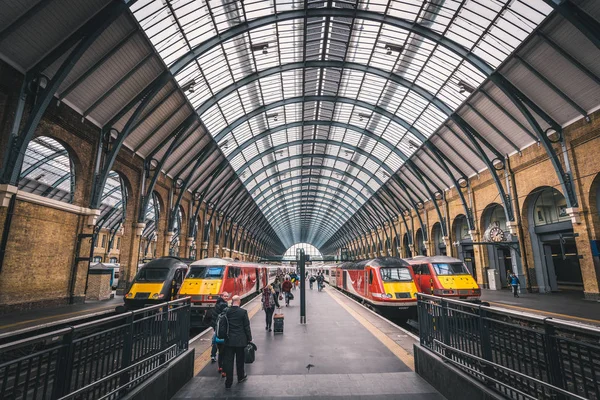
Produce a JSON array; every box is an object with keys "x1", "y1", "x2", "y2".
[
  {"x1": 177, "y1": 285, "x2": 444, "y2": 400},
  {"x1": 0, "y1": 295, "x2": 121, "y2": 335},
  {"x1": 481, "y1": 288, "x2": 600, "y2": 326}
]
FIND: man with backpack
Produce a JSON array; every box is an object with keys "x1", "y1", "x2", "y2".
[
  {"x1": 218, "y1": 295, "x2": 253, "y2": 389},
  {"x1": 210, "y1": 292, "x2": 229, "y2": 375}
]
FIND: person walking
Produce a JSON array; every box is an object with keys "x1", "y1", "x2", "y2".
[
  {"x1": 223, "y1": 295, "x2": 253, "y2": 389},
  {"x1": 210, "y1": 292, "x2": 229, "y2": 375},
  {"x1": 316, "y1": 273, "x2": 324, "y2": 291},
  {"x1": 509, "y1": 273, "x2": 520, "y2": 298},
  {"x1": 309, "y1": 275, "x2": 316, "y2": 290},
  {"x1": 506, "y1": 269, "x2": 512, "y2": 289},
  {"x1": 272, "y1": 278, "x2": 282, "y2": 303},
  {"x1": 282, "y1": 278, "x2": 293, "y2": 306},
  {"x1": 261, "y1": 284, "x2": 276, "y2": 331}
]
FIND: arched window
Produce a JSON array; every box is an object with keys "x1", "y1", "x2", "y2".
[
  {"x1": 18, "y1": 137, "x2": 74, "y2": 203},
  {"x1": 96, "y1": 171, "x2": 126, "y2": 251},
  {"x1": 169, "y1": 207, "x2": 183, "y2": 256},
  {"x1": 533, "y1": 188, "x2": 570, "y2": 226},
  {"x1": 284, "y1": 243, "x2": 322, "y2": 259}
]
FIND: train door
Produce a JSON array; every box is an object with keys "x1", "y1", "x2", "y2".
[
  {"x1": 343, "y1": 270, "x2": 348, "y2": 290},
  {"x1": 364, "y1": 268, "x2": 369, "y2": 296},
  {"x1": 415, "y1": 264, "x2": 433, "y2": 294},
  {"x1": 366, "y1": 268, "x2": 374, "y2": 297},
  {"x1": 171, "y1": 268, "x2": 185, "y2": 299},
  {"x1": 255, "y1": 268, "x2": 261, "y2": 292}
]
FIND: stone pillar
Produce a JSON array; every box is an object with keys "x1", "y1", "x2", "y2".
[
  {"x1": 117, "y1": 222, "x2": 145, "y2": 295},
  {"x1": 201, "y1": 241, "x2": 209, "y2": 259},
  {"x1": 469, "y1": 230, "x2": 487, "y2": 287},
  {"x1": 185, "y1": 237, "x2": 194, "y2": 259},
  {"x1": 164, "y1": 231, "x2": 174, "y2": 256},
  {"x1": 214, "y1": 245, "x2": 220, "y2": 258}
]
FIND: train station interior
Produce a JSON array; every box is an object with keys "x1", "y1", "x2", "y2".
[{"x1": 1, "y1": 0, "x2": 600, "y2": 399}]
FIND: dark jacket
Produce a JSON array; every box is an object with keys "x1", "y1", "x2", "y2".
[
  {"x1": 282, "y1": 280, "x2": 293, "y2": 292},
  {"x1": 224, "y1": 306, "x2": 252, "y2": 348},
  {"x1": 211, "y1": 297, "x2": 228, "y2": 329}
]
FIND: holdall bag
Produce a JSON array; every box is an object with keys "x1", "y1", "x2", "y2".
[{"x1": 244, "y1": 342, "x2": 257, "y2": 364}]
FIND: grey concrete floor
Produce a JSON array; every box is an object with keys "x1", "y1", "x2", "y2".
[{"x1": 174, "y1": 286, "x2": 443, "y2": 399}]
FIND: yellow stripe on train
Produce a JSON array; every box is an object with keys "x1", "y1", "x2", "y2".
[
  {"x1": 437, "y1": 275, "x2": 479, "y2": 290},
  {"x1": 383, "y1": 282, "x2": 419, "y2": 299},
  {"x1": 179, "y1": 279, "x2": 223, "y2": 296},
  {"x1": 127, "y1": 282, "x2": 164, "y2": 298}
]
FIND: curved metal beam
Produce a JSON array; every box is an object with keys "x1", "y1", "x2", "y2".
[{"x1": 170, "y1": 8, "x2": 493, "y2": 77}]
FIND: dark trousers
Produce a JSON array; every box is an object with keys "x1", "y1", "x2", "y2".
[
  {"x1": 265, "y1": 306, "x2": 275, "y2": 328},
  {"x1": 223, "y1": 346, "x2": 246, "y2": 386},
  {"x1": 511, "y1": 285, "x2": 519, "y2": 297}
]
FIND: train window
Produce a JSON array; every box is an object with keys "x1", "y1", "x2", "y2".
[
  {"x1": 188, "y1": 266, "x2": 206, "y2": 278},
  {"x1": 433, "y1": 263, "x2": 470, "y2": 276},
  {"x1": 137, "y1": 268, "x2": 169, "y2": 282},
  {"x1": 380, "y1": 267, "x2": 412, "y2": 282},
  {"x1": 417, "y1": 265, "x2": 431, "y2": 275},
  {"x1": 174, "y1": 269, "x2": 184, "y2": 283}
]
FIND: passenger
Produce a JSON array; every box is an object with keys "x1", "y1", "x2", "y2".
[
  {"x1": 316, "y1": 273, "x2": 324, "y2": 291},
  {"x1": 261, "y1": 284, "x2": 277, "y2": 332},
  {"x1": 309, "y1": 275, "x2": 316, "y2": 290},
  {"x1": 272, "y1": 278, "x2": 282, "y2": 300},
  {"x1": 223, "y1": 295, "x2": 253, "y2": 389},
  {"x1": 509, "y1": 273, "x2": 520, "y2": 298},
  {"x1": 282, "y1": 278, "x2": 293, "y2": 306},
  {"x1": 506, "y1": 269, "x2": 512, "y2": 288},
  {"x1": 210, "y1": 292, "x2": 229, "y2": 375}
]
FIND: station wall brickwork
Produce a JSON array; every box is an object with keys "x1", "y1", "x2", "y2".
[
  {"x1": 0, "y1": 60, "x2": 261, "y2": 313},
  {"x1": 349, "y1": 109, "x2": 600, "y2": 300}
]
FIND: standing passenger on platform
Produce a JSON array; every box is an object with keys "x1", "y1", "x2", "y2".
[
  {"x1": 223, "y1": 295, "x2": 252, "y2": 389},
  {"x1": 509, "y1": 273, "x2": 520, "y2": 298},
  {"x1": 506, "y1": 270, "x2": 512, "y2": 288},
  {"x1": 282, "y1": 278, "x2": 293, "y2": 306},
  {"x1": 261, "y1": 284, "x2": 276, "y2": 331},
  {"x1": 210, "y1": 292, "x2": 229, "y2": 375}
]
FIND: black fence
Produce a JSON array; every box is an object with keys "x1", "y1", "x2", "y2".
[
  {"x1": 417, "y1": 294, "x2": 599, "y2": 400},
  {"x1": 0, "y1": 298, "x2": 190, "y2": 400}
]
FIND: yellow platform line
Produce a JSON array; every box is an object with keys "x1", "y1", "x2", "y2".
[
  {"x1": 326, "y1": 288, "x2": 414, "y2": 371},
  {"x1": 488, "y1": 301, "x2": 600, "y2": 325},
  {"x1": 193, "y1": 301, "x2": 263, "y2": 375}
]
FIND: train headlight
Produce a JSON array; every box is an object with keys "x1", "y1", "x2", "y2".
[
  {"x1": 152, "y1": 293, "x2": 159, "y2": 299},
  {"x1": 125, "y1": 293, "x2": 133, "y2": 298},
  {"x1": 386, "y1": 293, "x2": 393, "y2": 298}
]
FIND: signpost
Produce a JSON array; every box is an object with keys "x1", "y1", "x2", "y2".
[{"x1": 297, "y1": 248, "x2": 306, "y2": 324}]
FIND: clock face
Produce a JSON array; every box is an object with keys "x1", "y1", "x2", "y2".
[{"x1": 489, "y1": 227, "x2": 505, "y2": 242}]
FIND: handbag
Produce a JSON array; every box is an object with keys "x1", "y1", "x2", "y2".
[
  {"x1": 244, "y1": 342, "x2": 257, "y2": 364},
  {"x1": 279, "y1": 294, "x2": 283, "y2": 301}
]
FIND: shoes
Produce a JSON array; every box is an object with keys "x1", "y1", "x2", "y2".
[
  {"x1": 211, "y1": 356, "x2": 217, "y2": 363},
  {"x1": 268, "y1": 328, "x2": 272, "y2": 332},
  {"x1": 238, "y1": 375, "x2": 248, "y2": 383},
  {"x1": 225, "y1": 385, "x2": 231, "y2": 389},
  {"x1": 265, "y1": 326, "x2": 268, "y2": 330}
]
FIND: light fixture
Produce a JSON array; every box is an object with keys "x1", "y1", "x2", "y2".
[
  {"x1": 407, "y1": 139, "x2": 420, "y2": 150},
  {"x1": 251, "y1": 42, "x2": 269, "y2": 53},
  {"x1": 266, "y1": 113, "x2": 278, "y2": 121},
  {"x1": 181, "y1": 79, "x2": 196, "y2": 93},
  {"x1": 457, "y1": 79, "x2": 476, "y2": 94},
  {"x1": 384, "y1": 43, "x2": 404, "y2": 55},
  {"x1": 358, "y1": 113, "x2": 370, "y2": 122},
  {"x1": 344, "y1": 150, "x2": 355, "y2": 156},
  {"x1": 219, "y1": 139, "x2": 229, "y2": 150}
]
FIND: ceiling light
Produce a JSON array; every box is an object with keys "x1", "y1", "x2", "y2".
[
  {"x1": 457, "y1": 79, "x2": 476, "y2": 94},
  {"x1": 384, "y1": 43, "x2": 404, "y2": 55},
  {"x1": 266, "y1": 113, "x2": 278, "y2": 121},
  {"x1": 358, "y1": 113, "x2": 370, "y2": 122},
  {"x1": 251, "y1": 42, "x2": 269, "y2": 53},
  {"x1": 219, "y1": 139, "x2": 229, "y2": 150},
  {"x1": 407, "y1": 139, "x2": 420, "y2": 150},
  {"x1": 181, "y1": 79, "x2": 196, "y2": 93}
]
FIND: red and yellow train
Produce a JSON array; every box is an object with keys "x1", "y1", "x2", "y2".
[
  {"x1": 177, "y1": 258, "x2": 274, "y2": 327},
  {"x1": 329, "y1": 257, "x2": 419, "y2": 319}
]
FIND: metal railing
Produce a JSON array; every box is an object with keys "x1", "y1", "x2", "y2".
[
  {"x1": 417, "y1": 294, "x2": 600, "y2": 400},
  {"x1": 0, "y1": 298, "x2": 190, "y2": 400}
]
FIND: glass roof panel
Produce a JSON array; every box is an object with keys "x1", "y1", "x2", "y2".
[{"x1": 132, "y1": 0, "x2": 552, "y2": 245}]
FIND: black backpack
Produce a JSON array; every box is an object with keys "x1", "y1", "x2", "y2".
[{"x1": 215, "y1": 307, "x2": 230, "y2": 340}]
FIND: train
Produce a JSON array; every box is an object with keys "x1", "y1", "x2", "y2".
[
  {"x1": 176, "y1": 258, "x2": 274, "y2": 327},
  {"x1": 124, "y1": 257, "x2": 189, "y2": 309},
  {"x1": 404, "y1": 256, "x2": 481, "y2": 301},
  {"x1": 328, "y1": 257, "x2": 420, "y2": 319}
]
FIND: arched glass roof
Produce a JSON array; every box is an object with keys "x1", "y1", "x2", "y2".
[
  {"x1": 284, "y1": 243, "x2": 323, "y2": 259},
  {"x1": 130, "y1": 0, "x2": 553, "y2": 249}
]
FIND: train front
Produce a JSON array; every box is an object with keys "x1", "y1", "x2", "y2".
[
  {"x1": 178, "y1": 258, "x2": 228, "y2": 327},
  {"x1": 372, "y1": 258, "x2": 419, "y2": 317}
]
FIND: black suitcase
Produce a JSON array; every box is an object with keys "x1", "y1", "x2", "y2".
[{"x1": 273, "y1": 314, "x2": 284, "y2": 334}]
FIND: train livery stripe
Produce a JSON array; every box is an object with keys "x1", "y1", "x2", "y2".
[{"x1": 326, "y1": 288, "x2": 415, "y2": 371}]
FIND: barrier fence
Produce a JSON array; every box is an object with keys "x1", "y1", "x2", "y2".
[
  {"x1": 417, "y1": 294, "x2": 600, "y2": 400},
  {"x1": 0, "y1": 298, "x2": 190, "y2": 400}
]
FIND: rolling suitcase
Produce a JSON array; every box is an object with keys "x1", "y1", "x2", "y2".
[{"x1": 273, "y1": 313, "x2": 284, "y2": 334}]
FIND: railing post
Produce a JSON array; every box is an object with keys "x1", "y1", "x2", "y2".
[
  {"x1": 441, "y1": 299, "x2": 450, "y2": 347},
  {"x1": 543, "y1": 320, "x2": 566, "y2": 399},
  {"x1": 51, "y1": 328, "x2": 75, "y2": 398},
  {"x1": 119, "y1": 313, "x2": 135, "y2": 392},
  {"x1": 161, "y1": 304, "x2": 169, "y2": 362},
  {"x1": 478, "y1": 306, "x2": 494, "y2": 385}
]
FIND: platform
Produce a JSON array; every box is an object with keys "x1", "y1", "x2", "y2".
[
  {"x1": 0, "y1": 296, "x2": 122, "y2": 334},
  {"x1": 175, "y1": 285, "x2": 444, "y2": 399},
  {"x1": 481, "y1": 288, "x2": 600, "y2": 326}
]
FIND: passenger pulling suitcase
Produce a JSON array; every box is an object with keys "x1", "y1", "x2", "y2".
[{"x1": 273, "y1": 313, "x2": 284, "y2": 334}]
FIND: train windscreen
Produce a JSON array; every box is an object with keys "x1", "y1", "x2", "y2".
[
  {"x1": 187, "y1": 266, "x2": 225, "y2": 279},
  {"x1": 433, "y1": 263, "x2": 470, "y2": 276},
  {"x1": 136, "y1": 268, "x2": 169, "y2": 282},
  {"x1": 380, "y1": 267, "x2": 412, "y2": 282}
]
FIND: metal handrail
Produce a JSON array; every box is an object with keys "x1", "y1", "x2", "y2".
[
  {"x1": 433, "y1": 340, "x2": 588, "y2": 400},
  {"x1": 57, "y1": 344, "x2": 178, "y2": 400}
]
